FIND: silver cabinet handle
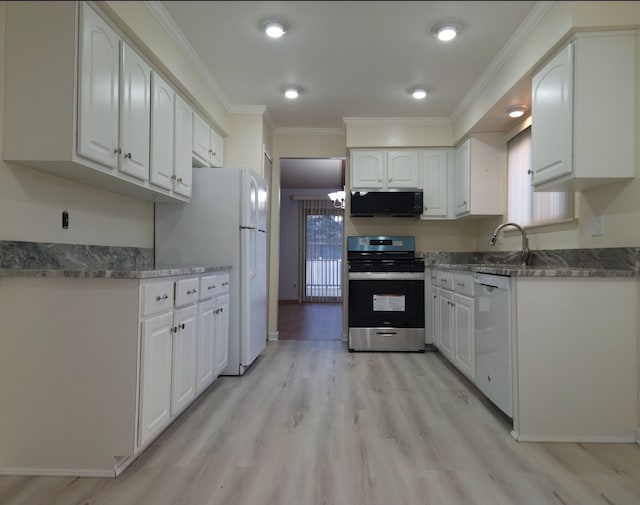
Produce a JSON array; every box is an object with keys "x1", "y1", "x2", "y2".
[
  {"x1": 179, "y1": 323, "x2": 185, "y2": 330},
  {"x1": 187, "y1": 289, "x2": 197, "y2": 295},
  {"x1": 124, "y1": 152, "x2": 132, "y2": 159},
  {"x1": 170, "y1": 326, "x2": 177, "y2": 333},
  {"x1": 113, "y1": 147, "x2": 121, "y2": 154},
  {"x1": 222, "y1": 281, "x2": 229, "y2": 286},
  {"x1": 208, "y1": 285, "x2": 215, "y2": 290},
  {"x1": 155, "y1": 294, "x2": 168, "y2": 301}
]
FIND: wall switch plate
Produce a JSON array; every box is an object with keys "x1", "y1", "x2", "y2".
[{"x1": 591, "y1": 215, "x2": 604, "y2": 237}]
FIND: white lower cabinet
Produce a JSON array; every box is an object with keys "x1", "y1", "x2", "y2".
[
  {"x1": 170, "y1": 304, "x2": 198, "y2": 416},
  {"x1": 138, "y1": 310, "x2": 173, "y2": 447},
  {"x1": 137, "y1": 272, "x2": 230, "y2": 450},
  {"x1": 214, "y1": 293, "x2": 230, "y2": 376},
  {"x1": 434, "y1": 270, "x2": 475, "y2": 381}
]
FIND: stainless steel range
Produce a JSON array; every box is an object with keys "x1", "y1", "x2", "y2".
[{"x1": 347, "y1": 236, "x2": 425, "y2": 352}]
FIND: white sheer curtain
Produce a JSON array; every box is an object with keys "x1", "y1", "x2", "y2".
[{"x1": 508, "y1": 127, "x2": 570, "y2": 226}]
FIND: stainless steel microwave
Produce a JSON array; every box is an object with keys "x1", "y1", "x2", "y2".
[{"x1": 350, "y1": 191, "x2": 423, "y2": 217}]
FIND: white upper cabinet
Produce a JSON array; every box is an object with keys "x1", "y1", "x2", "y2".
[
  {"x1": 119, "y1": 43, "x2": 151, "y2": 181},
  {"x1": 454, "y1": 135, "x2": 505, "y2": 218},
  {"x1": 173, "y1": 94, "x2": 194, "y2": 197},
  {"x1": 192, "y1": 111, "x2": 224, "y2": 168},
  {"x1": 150, "y1": 72, "x2": 175, "y2": 191},
  {"x1": 387, "y1": 151, "x2": 420, "y2": 188},
  {"x1": 420, "y1": 149, "x2": 450, "y2": 218},
  {"x1": 351, "y1": 150, "x2": 420, "y2": 190},
  {"x1": 532, "y1": 32, "x2": 636, "y2": 191},
  {"x1": 77, "y1": 3, "x2": 120, "y2": 170},
  {"x1": 3, "y1": 1, "x2": 194, "y2": 203},
  {"x1": 351, "y1": 151, "x2": 385, "y2": 189}
]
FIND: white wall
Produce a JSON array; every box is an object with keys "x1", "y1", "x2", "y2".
[{"x1": 0, "y1": 2, "x2": 153, "y2": 247}]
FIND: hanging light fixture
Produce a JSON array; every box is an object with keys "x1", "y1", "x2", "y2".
[{"x1": 328, "y1": 190, "x2": 346, "y2": 209}]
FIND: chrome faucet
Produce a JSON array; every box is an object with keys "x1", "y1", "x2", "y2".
[{"x1": 489, "y1": 222, "x2": 530, "y2": 266}]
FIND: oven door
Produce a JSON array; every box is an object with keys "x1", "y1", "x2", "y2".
[{"x1": 348, "y1": 272, "x2": 425, "y2": 351}]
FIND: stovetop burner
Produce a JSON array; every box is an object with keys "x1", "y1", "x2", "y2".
[{"x1": 347, "y1": 236, "x2": 424, "y2": 273}]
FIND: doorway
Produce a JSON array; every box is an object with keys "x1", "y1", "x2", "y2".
[{"x1": 278, "y1": 157, "x2": 345, "y2": 341}]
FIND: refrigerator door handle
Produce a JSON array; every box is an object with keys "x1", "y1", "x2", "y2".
[{"x1": 249, "y1": 228, "x2": 258, "y2": 281}]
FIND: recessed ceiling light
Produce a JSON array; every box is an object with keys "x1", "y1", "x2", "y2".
[
  {"x1": 432, "y1": 23, "x2": 461, "y2": 42},
  {"x1": 411, "y1": 88, "x2": 428, "y2": 100},
  {"x1": 506, "y1": 106, "x2": 527, "y2": 118},
  {"x1": 264, "y1": 22, "x2": 286, "y2": 39},
  {"x1": 284, "y1": 87, "x2": 301, "y2": 99}
]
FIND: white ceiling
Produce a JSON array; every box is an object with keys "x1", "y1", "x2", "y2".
[{"x1": 157, "y1": 1, "x2": 539, "y2": 129}]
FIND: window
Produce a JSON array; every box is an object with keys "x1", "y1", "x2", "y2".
[
  {"x1": 299, "y1": 199, "x2": 343, "y2": 302},
  {"x1": 507, "y1": 126, "x2": 571, "y2": 226}
]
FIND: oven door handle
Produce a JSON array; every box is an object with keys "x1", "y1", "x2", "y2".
[
  {"x1": 348, "y1": 272, "x2": 424, "y2": 280},
  {"x1": 376, "y1": 331, "x2": 399, "y2": 337}
]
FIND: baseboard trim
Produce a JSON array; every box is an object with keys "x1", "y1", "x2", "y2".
[
  {"x1": 514, "y1": 434, "x2": 636, "y2": 443},
  {"x1": 0, "y1": 466, "x2": 116, "y2": 478},
  {"x1": 268, "y1": 331, "x2": 279, "y2": 341}
]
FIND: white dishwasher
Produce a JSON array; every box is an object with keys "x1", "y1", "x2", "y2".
[{"x1": 474, "y1": 273, "x2": 513, "y2": 418}]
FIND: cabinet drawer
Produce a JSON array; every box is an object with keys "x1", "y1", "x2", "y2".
[
  {"x1": 454, "y1": 272, "x2": 474, "y2": 297},
  {"x1": 437, "y1": 271, "x2": 454, "y2": 291},
  {"x1": 200, "y1": 275, "x2": 218, "y2": 300},
  {"x1": 141, "y1": 280, "x2": 175, "y2": 316},
  {"x1": 216, "y1": 273, "x2": 230, "y2": 295},
  {"x1": 175, "y1": 277, "x2": 200, "y2": 307}
]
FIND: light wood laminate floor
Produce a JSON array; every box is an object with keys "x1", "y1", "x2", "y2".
[{"x1": 1, "y1": 340, "x2": 640, "y2": 505}]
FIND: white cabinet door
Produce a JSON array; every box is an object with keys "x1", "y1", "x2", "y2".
[
  {"x1": 431, "y1": 286, "x2": 440, "y2": 348},
  {"x1": 214, "y1": 293, "x2": 230, "y2": 377},
  {"x1": 139, "y1": 310, "x2": 173, "y2": 447},
  {"x1": 149, "y1": 72, "x2": 174, "y2": 190},
  {"x1": 209, "y1": 128, "x2": 224, "y2": 168},
  {"x1": 531, "y1": 43, "x2": 573, "y2": 186},
  {"x1": 171, "y1": 304, "x2": 198, "y2": 416},
  {"x1": 454, "y1": 140, "x2": 470, "y2": 216},
  {"x1": 119, "y1": 42, "x2": 151, "y2": 181},
  {"x1": 197, "y1": 298, "x2": 216, "y2": 393},
  {"x1": 421, "y1": 150, "x2": 449, "y2": 217},
  {"x1": 437, "y1": 289, "x2": 454, "y2": 361},
  {"x1": 387, "y1": 151, "x2": 420, "y2": 188},
  {"x1": 192, "y1": 111, "x2": 210, "y2": 167},
  {"x1": 453, "y1": 294, "x2": 475, "y2": 380},
  {"x1": 174, "y1": 94, "x2": 193, "y2": 197},
  {"x1": 77, "y1": 4, "x2": 120, "y2": 170},
  {"x1": 351, "y1": 151, "x2": 385, "y2": 189}
]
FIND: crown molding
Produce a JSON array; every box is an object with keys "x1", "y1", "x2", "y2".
[
  {"x1": 229, "y1": 105, "x2": 267, "y2": 115},
  {"x1": 342, "y1": 117, "x2": 451, "y2": 127},
  {"x1": 275, "y1": 127, "x2": 345, "y2": 136},
  {"x1": 143, "y1": 1, "x2": 233, "y2": 113},
  {"x1": 451, "y1": 0, "x2": 555, "y2": 121}
]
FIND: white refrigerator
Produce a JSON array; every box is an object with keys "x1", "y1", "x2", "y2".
[{"x1": 155, "y1": 166, "x2": 268, "y2": 375}]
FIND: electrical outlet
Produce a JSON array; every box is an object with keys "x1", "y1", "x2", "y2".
[{"x1": 591, "y1": 215, "x2": 604, "y2": 237}]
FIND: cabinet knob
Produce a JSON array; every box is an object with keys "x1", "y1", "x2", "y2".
[
  {"x1": 155, "y1": 293, "x2": 169, "y2": 301},
  {"x1": 177, "y1": 177, "x2": 183, "y2": 183},
  {"x1": 222, "y1": 282, "x2": 229, "y2": 286},
  {"x1": 170, "y1": 326, "x2": 177, "y2": 333},
  {"x1": 219, "y1": 307, "x2": 223, "y2": 313},
  {"x1": 187, "y1": 289, "x2": 197, "y2": 295},
  {"x1": 527, "y1": 169, "x2": 533, "y2": 175},
  {"x1": 124, "y1": 152, "x2": 132, "y2": 159},
  {"x1": 170, "y1": 175, "x2": 177, "y2": 180},
  {"x1": 113, "y1": 147, "x2": 121, "y2": 154},
  {"x1": 208, "y1": 285, "x2": 215, "y2": 290},
  {"x1": 179, "y1": 323, "x2": 185, "y2": 330}
]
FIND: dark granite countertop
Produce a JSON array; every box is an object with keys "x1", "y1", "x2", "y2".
[
  {"x1": 428, "y1": 263, "x2": 636, "y2": 278},
  {"x1": 0, "y1": 264, "x2": 232, "y2": 279}
]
